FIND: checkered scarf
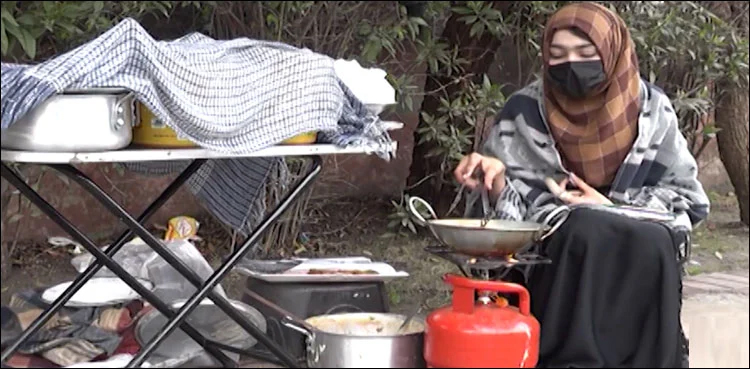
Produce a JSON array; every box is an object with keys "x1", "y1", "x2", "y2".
[{"x1": 542, "y1": 2, "x2": 641, "y2": 188}]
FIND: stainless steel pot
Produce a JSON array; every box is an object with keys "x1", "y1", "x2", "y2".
[
  {"x1": 1, "y1": 88, "x2": 135, "y2": 152},
  {"x1": 282, "y1": 312, "x2": 426, "y2": 368},
  {"x1": 408, "y1": 196, "x2": 570, "y2": 257}
]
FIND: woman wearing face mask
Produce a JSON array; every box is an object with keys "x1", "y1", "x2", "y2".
[{"x1": 454, "y1": 2, "x2": 709, "y2": 368}]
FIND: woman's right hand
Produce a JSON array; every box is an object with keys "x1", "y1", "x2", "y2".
[{"x1": 454, "y1": 152, "x2": 507, "y2": 195}]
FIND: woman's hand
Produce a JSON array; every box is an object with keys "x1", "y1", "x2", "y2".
[
  {"x1": 556, "y1": 173, "x2": 613, "y2": 206},
  {"x1": 454, "y1": 153, "x2": 506, "y2": 197}
]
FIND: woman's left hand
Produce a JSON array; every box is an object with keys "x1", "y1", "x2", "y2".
[{"x1": 557, "y1": 173, "x2": 613, "y2": 206}]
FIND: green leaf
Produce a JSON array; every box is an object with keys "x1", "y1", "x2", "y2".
[
  {"x1": 42, "y1": 1, "x2": 55, "y2": 12},
  {"x1": 93, "y1": 1, "x2": 105, "y2": 13},
  {"x1": 15, "y1": 14, "x2": 36, "y2": 27},
  {"x1": 482, "y1": 74, "x2": 491, "y2": 90},
  {"x1": 387, "y1": 219, "x2": 401, "y2": 229},
  {"x1": 407, "y1": 221, "x2": 417, "y2": 234},
  {"x1": 1, "y1": 23, "x2": 7, "y2": 56},
  {"x1": 0, "y1": 8, "x2": 19, "y2": 28},
  {"x1": 459, "y1": 15, "x2": 478, "y2": 25},
  {"x1": 410, "y1": 17, "x2": 428, "y2": 28},
  {"x1": 4, "y1": 20, "x2": 23, "y2": 44},
  {"x1": 266, "y1": 13, "x2": 278, "y2": 27},
  {"x1": 469, "y1": 22, "x2": 484, "y2": 38},
  {"x1": 18, "y1": 28, "x2": 36, "y2": 59},
  {"x1": 451, "y1": 6, "x2": 474, "y2": 15}
]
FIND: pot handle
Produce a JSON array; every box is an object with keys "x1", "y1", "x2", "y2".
[
  {"x1": 111, "y1": 91, "x2": 135, "y2": 131},
  {"x1": 538, "y1": 205, "x2": 570, "y2": 241},
  {"x1": 407, "y1": 196, "x2": 438, "y2": 227},
  {"x1": 281, "y1": 316, "x2": 314, "y2": 339}
]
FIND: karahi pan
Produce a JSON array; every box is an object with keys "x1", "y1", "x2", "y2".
[{"x1": 407, "y1": 196, "x2": 570, "y2": 257}]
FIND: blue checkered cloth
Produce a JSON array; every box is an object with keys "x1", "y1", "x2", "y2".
[{"x1": 1, "y1": 18, "x2": 394, "y2": 239}]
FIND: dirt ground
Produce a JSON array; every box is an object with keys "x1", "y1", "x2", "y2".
[{"x1": 2, "y1": 192, "x2": 748, "y2": 314}]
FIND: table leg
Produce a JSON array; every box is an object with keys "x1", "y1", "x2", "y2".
[
  {"x1": 49, "y1": 157, "x2": 322, "y2": 368},
  {"x1": 0, "y1": 161, "x2": 236, "y2": 367},
  {"x1": 122, "y1": 156, "x2": 322, "y2": 368}
]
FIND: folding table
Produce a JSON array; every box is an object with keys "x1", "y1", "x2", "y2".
[{"x1": 0, "y1": 140, "x2": 398, "y2": 368}]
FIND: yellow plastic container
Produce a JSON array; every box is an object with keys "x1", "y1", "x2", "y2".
[
  {"x1": 134, "y1": 102, "x2": 318, "y2": 147},
  {"x1": 133, "y1": 103, "x2": 198, "y2": 148},
  {"x1": 282, "y1": 131, "x2": 318, "y2": 145}
]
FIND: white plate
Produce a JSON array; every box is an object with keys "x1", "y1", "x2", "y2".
[
  {"x1": 42, "y1": 277, "x2": 153, "y2": 307},
  {"x1": 237, "y1": 261, "x2": 409, "y2": 283},
  {"x1": 238, "y1": 270, "x2": 410, "y2": 283}
]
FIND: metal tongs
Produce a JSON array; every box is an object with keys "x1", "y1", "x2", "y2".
[
  {"x1": 445, "y1": 169, "x2": 497, "y2": 228},
  {"x1": 479, "y1": 186, "x2": 497, "y2": 227}
]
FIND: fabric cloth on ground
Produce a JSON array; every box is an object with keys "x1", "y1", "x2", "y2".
[
  {"x1": 525, "y1": 208, "x2": 687, "y2": 368},
  {"x1": 0, "y1": 17, "x2": 394, "y2": 244},
  {"x1": 0, "y1": 290, "x2": 143, "y2": 367}
]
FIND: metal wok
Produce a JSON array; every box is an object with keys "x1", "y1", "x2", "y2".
[{"x1": 407, "y1": 196, "x2": 570, "y2": 257}]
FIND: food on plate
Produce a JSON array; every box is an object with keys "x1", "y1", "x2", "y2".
[{"x1": 305, "y1": 268, "x2": 379, "y2": 275}]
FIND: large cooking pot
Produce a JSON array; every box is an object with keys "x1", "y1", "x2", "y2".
[
  {"x1": 282, "y1": 312, "x2": 426, "y2": 368},
  {"x1": 1, "y1": 88, "x2": 135, "y2": 152},
  {"x1": 408, "y1": 196, "x2": 570, "y2": 257}
]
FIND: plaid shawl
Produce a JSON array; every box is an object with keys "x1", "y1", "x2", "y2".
[
  {"x1": 542, "y1": 2, "x2": 641, "y2": 188},
  {"x1": 465, "y1": 78, "x2": 710, "y2": 255}
]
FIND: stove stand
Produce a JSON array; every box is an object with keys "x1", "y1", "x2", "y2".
[{"x1": 425, "y1": 245, "x2": 551, "y2": 281}]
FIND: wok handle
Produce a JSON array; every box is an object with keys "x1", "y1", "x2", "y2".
[
  {"x1": 539, "y1": 205, "x2": 570, "y2": 241},
  {"x1": 444, "y1": 273, "x2": 531, "y2": 316},
  {"x1": 407, "y1": 196, "x2": 438, "y2": 226}
]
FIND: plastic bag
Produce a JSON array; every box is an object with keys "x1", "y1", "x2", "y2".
[{"x1": 70, "y1": 238, "x2": 226, "y2": 304}]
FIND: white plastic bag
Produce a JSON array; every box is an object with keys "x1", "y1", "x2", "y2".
[{"x1": 70, "y1": 238, "x2": 226, "y2": 303}]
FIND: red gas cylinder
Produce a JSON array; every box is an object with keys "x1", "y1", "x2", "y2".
[{"x1": 424, "y1": 274, "x2": 540, "y2": 368}]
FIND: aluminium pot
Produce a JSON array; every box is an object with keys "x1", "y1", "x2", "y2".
[
  {"x1": 1, "y1": 88, "x2": 135, "y2": 152},
  {"x1": 282, "y1": 312, "x2": 426, "y2": 368}
]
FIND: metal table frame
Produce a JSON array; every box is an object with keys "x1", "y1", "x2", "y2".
[{"x1": 0, "y1": 142, "x2": 397, "y2": 368}]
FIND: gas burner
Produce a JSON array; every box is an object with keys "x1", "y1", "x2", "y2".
[{"x1": 425, "y1": 245, "x2": 551, "y2": 280}]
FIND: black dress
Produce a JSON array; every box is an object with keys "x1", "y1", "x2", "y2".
[{"x1": 524, "y1": 208, "x2": 689, "y2": 368}]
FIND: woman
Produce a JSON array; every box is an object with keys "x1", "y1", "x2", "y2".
[{"x1": 454, "y1": 3, "x2": 709, "y2": 368}]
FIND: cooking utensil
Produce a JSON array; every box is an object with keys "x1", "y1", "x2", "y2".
[
  {"x1": 480, "y1": 187, "x2": 496, "y2": 227},
  {"x1": 282, "y1": 312, "x2": 426, "y2": 368},
  {"x1": 245, "y1": 289, "x2": 424, "y2": 368},
  {"x1": 1, "y1": 88, "x2": 136, "y2": 152},
  {"x1": 408, "y1": 196, "x2": 569, "y2": 257},
  {"x1": 395, "y1": 304, "x2": 422, "y2": 334}
]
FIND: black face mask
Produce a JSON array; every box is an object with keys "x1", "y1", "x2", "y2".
[{"x1": 547, "y1": 60, "x2": 606, "y2": 99}]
